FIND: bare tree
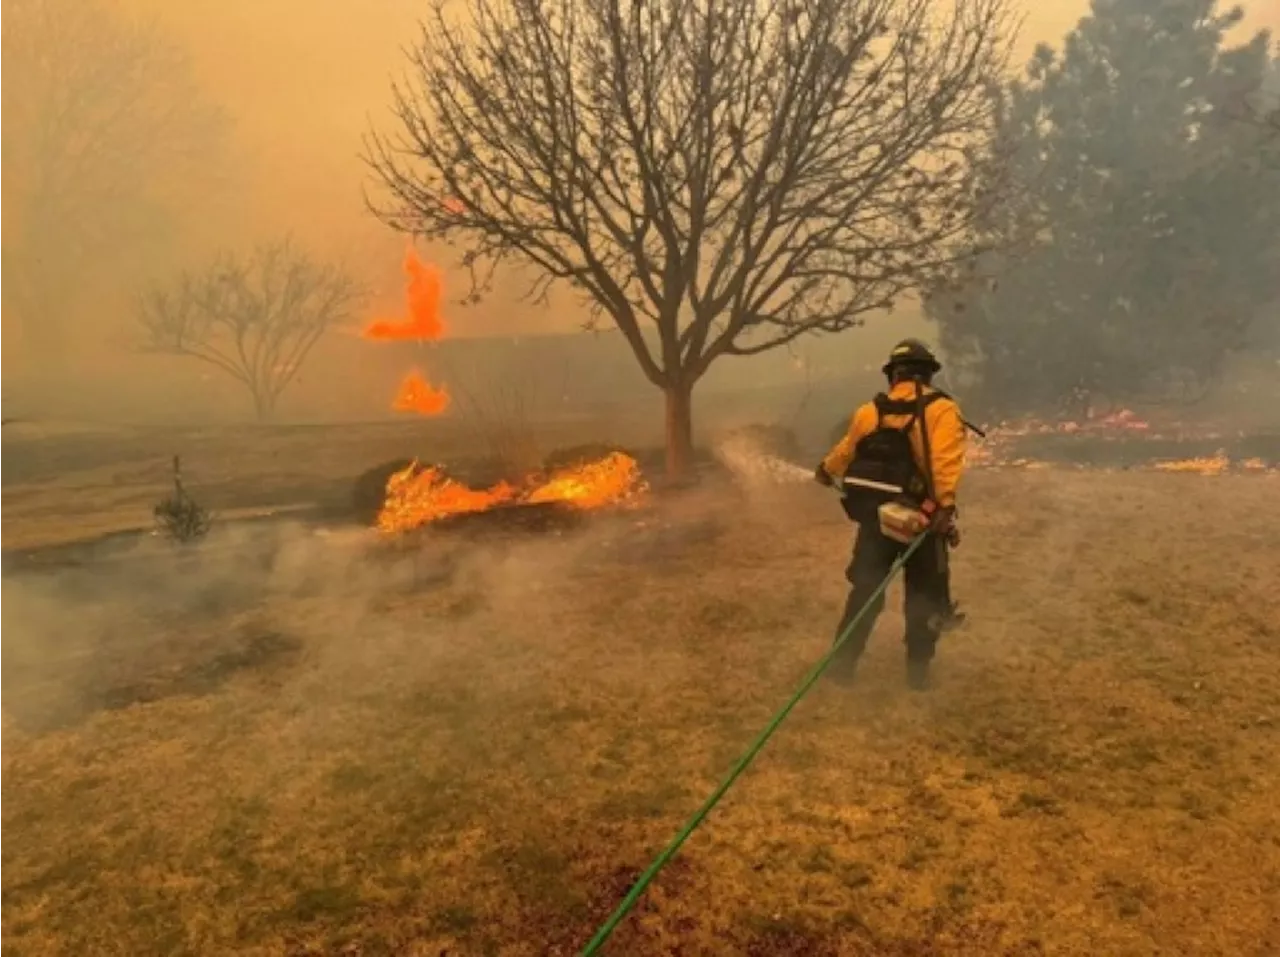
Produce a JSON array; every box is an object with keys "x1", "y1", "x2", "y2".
[
  {"x1": 2, "y1": 0, "x2": 225, "y2": 367},
  {"x1": 366, "y1": 0, "x2": 1014, "y2": 477},
  {"x1": 139, "y1": 241, "x2": 363, "y2": 421}
]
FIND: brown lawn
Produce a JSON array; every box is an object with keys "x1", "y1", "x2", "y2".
[{"x1": 3, "y1": 434, "x2": 1279, "y2": 956}]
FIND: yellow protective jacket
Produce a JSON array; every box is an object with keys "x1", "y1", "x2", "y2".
[{"x1": 821, "y1": 381, "x2": 966, "y2": 507}]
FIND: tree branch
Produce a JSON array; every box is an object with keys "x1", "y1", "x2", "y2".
[
  {"x1": 138, "y1": 239, "x2": 363, "y2": 419},
  {"x1": 366, "y1": 0, "x2": 1014, "y2": 394}
]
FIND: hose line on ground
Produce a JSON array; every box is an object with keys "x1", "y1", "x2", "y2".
[{"x1": 579, "y1": 532, "x2": 930, "y2": 955}]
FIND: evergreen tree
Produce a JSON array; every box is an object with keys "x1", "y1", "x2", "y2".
[{"x1": 930, "y1": 0, "x2": 1280, "y2": 413}]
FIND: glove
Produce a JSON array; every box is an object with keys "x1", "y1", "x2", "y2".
[
  {"x1": 928, "y1": 504, "x2": 956, "y2": 535},
  {"x1": 814, "y1": 464, "x2": 834, "y2": 487}
]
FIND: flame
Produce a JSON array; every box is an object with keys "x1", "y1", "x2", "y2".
[
  {"x1": 392, "y1": 369, "x2": 450, "y2": 417},
  {"x1": 1150, "y1": 452, "x2": 1276, "y2": 475},
  {"x1": 363, "y1": 248, "x2": 446, "y2": 342},
  {"x1": 965, "y1": 409, "x2": 1156, "y2": 470},
  {"x1": 377, "y1": 452, "x2": 648, "y2": 533},
  {"x1": 362, "y1": 247, "x2": 454, "y2": 417},
  {"x1": 967, "y1": 414, "x2": 1277, "y2": 476},
  {"x1": 1154, "y1": 452, "x2": 1231, "y2": 476},
  {"x1": 527, "y1": 452, "x2": 647, "y2": 510},
  {"x1": 377, "y1": 465, "x2": 517, "y2": 533},
  {"x1": 1094, "y1": 409, "x2": 1150, "y2": 431}
]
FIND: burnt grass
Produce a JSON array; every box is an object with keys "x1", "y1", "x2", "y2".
[
  {"x1": 3, "y1": 437, "x2": 1280, "y2": 954},
  {"x1": 1007, "y1": 430, "x2": 1280, "y2": 468}
]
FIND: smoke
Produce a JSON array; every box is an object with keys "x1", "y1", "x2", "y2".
[
  {"x1": 1, "y1": 521, "x2": 420, "y2": 731},
  {"x1": 0, "y1": 501, "x2": 679, "y2": 737}
]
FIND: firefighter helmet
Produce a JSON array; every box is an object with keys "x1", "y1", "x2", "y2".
[{"x1": 881, "y1": 338, "x2": 942, "y2": 376}]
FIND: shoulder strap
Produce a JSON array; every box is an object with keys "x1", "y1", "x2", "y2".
[
  {"x1": 873, "y1": 395, "x2": 911, "y2": 416},
  {"x1": 926, "y1": 388, "x2": 985, "y2": 436},
  {"x1": 875, "y1": 390, "x2": 944, "y2": 424},
  {"x1": 914, "y1": 383, "x2": 938, "y2": 501},
  {"x1": 871, "y1": 393, "x2": 891, "y2": 427}
]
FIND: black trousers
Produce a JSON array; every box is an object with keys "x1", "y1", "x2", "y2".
[{"x1": 832, "y1": 527, "x2": 950, "y2": 667}]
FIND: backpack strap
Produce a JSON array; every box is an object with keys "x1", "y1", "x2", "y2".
[{"x1": 874, "y1": 390, "x2": 945, "y2": 427}]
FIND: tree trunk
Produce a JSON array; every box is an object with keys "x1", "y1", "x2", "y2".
[
  {"x1": 252, "y1": 388, "x2": 276, "y2": 423},
  {"x1": 663, "y1": 380, "x2": 695, "y2": 481}
]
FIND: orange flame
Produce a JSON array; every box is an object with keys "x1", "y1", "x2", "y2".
[
  {"x1": 363, "y1": 248, "x2": 446, "y2": 342},
  {"x1": 392, "y1": 370, "x2": 450, "y2": 417},
  {"x1": 1154, "y1": 452, "x2": 1231, "y2": 476},
  {"x1": 377, "y1": 466, "x2": 517, "y2": 532},
  {"x1": 527, "y1": 452, "x2": 646, "y2": 510},
  {"x1": 377, "y1": 452, "x2": 648, "y2": 533}
]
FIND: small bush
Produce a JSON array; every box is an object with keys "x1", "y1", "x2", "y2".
[
  {"x1": 153, "y1": 456, "x2": 213, "y2": 543},
  {"x1": 351, "y1": 458, "x2": 416, "y2": 525}
]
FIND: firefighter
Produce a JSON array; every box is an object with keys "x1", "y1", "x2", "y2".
[{"x1": 814, "y1": 339, "x2": 966, "y2": 690}]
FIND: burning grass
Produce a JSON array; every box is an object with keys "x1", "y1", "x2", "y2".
[
  {"x1": 967, "y1": 409, "x2": 1280, "y2": 476},
  {"x1": 3, "y1": 463, "x2": 1279, "y2": 956},
  {"x1": 375, "y1": 450, "x2": 648, "y2": 533}
]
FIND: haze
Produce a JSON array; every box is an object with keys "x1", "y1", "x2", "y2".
[
  {"x1": 4, "y1": 3, "x2": 1280, "y2": 953},
  {"x1": 3, "y1": 0, "x2": 1278, "y2": 425}
]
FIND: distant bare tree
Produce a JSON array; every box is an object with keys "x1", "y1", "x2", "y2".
[
  {"x1": 140, "y1": 241, "x2": 362, "y2": 421},
  {"x1": 366, "y1": 0, "x2": 1014, "y2": 477},
  {"x1": 2, "y1": 0, "x2": 225, "y2": 366}
]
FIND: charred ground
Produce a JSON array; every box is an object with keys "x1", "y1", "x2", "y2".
[{"x1": 2, "y1": 420, "x2": 1279, "y2": 955}]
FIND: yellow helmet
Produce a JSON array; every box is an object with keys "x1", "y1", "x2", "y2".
[{"x1": 882, "y1": 338, "x2": 942, "y2": 376}]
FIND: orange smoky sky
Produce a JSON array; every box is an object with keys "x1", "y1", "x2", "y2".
[
  {"x1": 392, "y1": 369, "x2": 450, "y2": 417},
  {"x1": 125, "y1": 1, "x2": 1280, "y2": 227},
  {"x1": 363, "y1": 247, "x2": 447, "y2": 342},
  {"x1": 129, "y1": 1, "x2": 1279, "y2": 323}
]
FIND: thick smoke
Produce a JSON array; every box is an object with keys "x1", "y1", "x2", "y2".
[{"x1": 0, "y1": 496, "x2": 697, "y2": 736}]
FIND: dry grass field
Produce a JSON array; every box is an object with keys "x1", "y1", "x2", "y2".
[{"x1": 3, "y1": 422, "x2": 1279, "y2": 956}]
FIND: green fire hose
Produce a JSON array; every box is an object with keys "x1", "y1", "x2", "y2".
[{"x1": 579, "y1": 530, "x2": 930, "y2": 955}]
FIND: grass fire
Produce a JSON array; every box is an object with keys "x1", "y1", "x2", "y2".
[
  {"x1": 376, "y1": 450, "x2": 647, "y2": 533},
  {"x1": 5, "y1": 424, "x2": 1278, "y2": 956},
  {"x1": 4, "y1": 0, "x2": 1280, "y2": 955}
]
